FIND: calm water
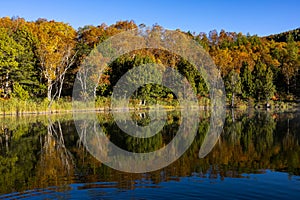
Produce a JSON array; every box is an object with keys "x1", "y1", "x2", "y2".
[{"x1": 0, "y1": 110, "x2": 299, "y2": 199}]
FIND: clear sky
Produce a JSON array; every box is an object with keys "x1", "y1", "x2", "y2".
[{"x1": 0, "y1": 0, "x2": 299, "y2": 36}]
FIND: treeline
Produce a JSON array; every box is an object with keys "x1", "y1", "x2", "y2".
[
  {"x1": 0, "y1": 17, "x2": 299, "y2": 107},
  {"x1": 266, "y1": 28, "x2": 300, "y2": 42}
]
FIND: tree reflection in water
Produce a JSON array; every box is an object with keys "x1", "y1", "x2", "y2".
[
  {"x1": 0, "y1": 111, "x2": 299, "y2": 194},
  {"x1": 34, "y1": 119, "x2": 74, "y2": 189}
]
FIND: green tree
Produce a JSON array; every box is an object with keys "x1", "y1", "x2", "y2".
[
  {"x1": 0, "y1": 27, "x2": 24, "y2": 98},
  {"x1": 225, "y1": 69, "x2": 242, "y2": 108},
  {"x1": 263, "y1": 67, "x2": 276, "y2": 105},
  {"x1": 281, "y1": 34, "x2": 299, "y2": 94},
  {"x1": 12, "y1": 25, "x2": 44, "y2": 97},
  {"x1": 253, "y1": 61, "x2": 276, "y2": 104},
  {"x1": 240, "y1": 62, "x2": 254, "y2": 98},
  {"x1": 253, "y1": 61, "x2": 266, "y2": 102}
]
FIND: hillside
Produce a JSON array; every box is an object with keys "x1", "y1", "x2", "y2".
[{"x1": 265, "y1": 28, "x2": 300, "y2": 42}]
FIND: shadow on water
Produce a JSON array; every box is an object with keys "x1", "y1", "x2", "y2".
[{"x1": 0, "y1": 110, "x2": 300, "y2": 199}]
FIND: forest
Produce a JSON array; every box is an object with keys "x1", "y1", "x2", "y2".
[{"x1": 0, "y1": 17, "x2": 299, "y2": 110}]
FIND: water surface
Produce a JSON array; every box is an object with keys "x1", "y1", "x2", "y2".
[{"x1": 0, "y1": 110, "x2": 299, "y2": 199}]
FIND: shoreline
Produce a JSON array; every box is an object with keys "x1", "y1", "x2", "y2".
[
  {"x1": 0, "y1": 105, "x2": 206, "y2": 116},
  {"x1": 0, "y1": 103, "x2": 298, "y2": 117}
]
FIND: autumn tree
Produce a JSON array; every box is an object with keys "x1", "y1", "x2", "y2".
[
  {"x1": 34, "y1": 20, "x2": 77, "y2": 105},
  {"x1": 75, "y1": 21, "x2": 137, "y2": 100}
]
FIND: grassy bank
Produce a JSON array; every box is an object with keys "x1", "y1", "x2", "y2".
[
  {"x1": 0, "y1": 96, "x2": 212, "y2": 116},
  {"x1": 0, "y1": 96, "x2": 298, "y2": 116},
  {"x1": 231, "y1": 97, "x2": 299, "y2": 112},
  {"x1": 0, "y1": 97, "x2": 110, "y2": 116}
]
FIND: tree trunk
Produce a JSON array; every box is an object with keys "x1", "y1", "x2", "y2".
[
  {"x1": 231, "y1": 108, "x2": 235, "y2": 122},
  {"x1": 287, "y1": 78, "x2": 290, "y2": 94},
  {"x1": 231, "y1": 93, "x2": 235, "y2": 108},
  {"x1": 265, "y1": 93, "x2": 270, "y2": 108},
  {"x1": 57, "y1": 73, "x2": 65, "y2": 100},
  {"x1": 4, "y1": 72, "x2": 10, "y2": 98},
  {"x1": 287, "y1": 118, "x2": 290, "y2": 135},
  {"x1": 49, "y1": 85, "x2": 59, "y2": 108},
  {"x1": 47, "y1": 79, "x2": 52, "y2": 101}
]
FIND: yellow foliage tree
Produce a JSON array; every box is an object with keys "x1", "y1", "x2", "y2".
[{"x1": 34, "y1": 20, "x2": 77, "y2": 105}]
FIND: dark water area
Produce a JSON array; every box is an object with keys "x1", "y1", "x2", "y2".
[{"x1": 0, "y1": 110, "x2": 299, "y2": 199}]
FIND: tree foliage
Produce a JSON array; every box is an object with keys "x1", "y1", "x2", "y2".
[{"x1": 0, "y1": 17, "x2": 299, "y2": 105}]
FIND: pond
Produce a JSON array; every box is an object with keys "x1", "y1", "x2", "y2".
[{"x1": 0, "y1": 110, "x2": 299, "y2": 199}]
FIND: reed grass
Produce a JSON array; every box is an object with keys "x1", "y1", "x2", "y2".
[{"x1": 2, "y1": 96, "x2": 293, "y2": 116}]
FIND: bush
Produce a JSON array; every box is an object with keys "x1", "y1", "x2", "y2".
[{"x1": 11, "y1": 83, "x2": 29, "y2": 100}]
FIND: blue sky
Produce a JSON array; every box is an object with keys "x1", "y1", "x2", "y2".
[{"x1": 0, "y1": 0, "x2": 299, "y2": 36}]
